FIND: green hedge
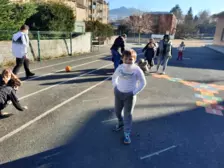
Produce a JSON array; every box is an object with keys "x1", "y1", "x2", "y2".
[
  {"x1": 86, "y1": 20, "x2": 114, "y2": 39},
  {"x1": 0, "y1": 0, "x2": 37, "y2": 40},
  {"x1": 25, "y1": 2, "x2": 75, "y2": 32}
]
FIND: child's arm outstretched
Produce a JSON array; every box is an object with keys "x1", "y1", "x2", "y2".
[
  {"x1": 133, "y1": 67, "x2": 147, "y2": 95},
  {"x1": 9, "y1": 89, "x2": 27, "y2": 111}
]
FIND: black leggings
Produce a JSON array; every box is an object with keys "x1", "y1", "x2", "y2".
[
  {"x1": 146, "y1": 58, "x2": 154, "y2": 67},
  {"x1": 13, "y1": 57, "x2": 31, "y2": 75}
]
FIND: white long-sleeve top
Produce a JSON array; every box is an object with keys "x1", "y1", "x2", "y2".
[
  {"x1": 12, "y1": 31, "x2": 29, "y2": 58},
  {"x1": 112, "y1": 64, "x2": 146, "y2": 95},
  {"x1": 178, "y1": 45, "x2": 185, "y2": 52}
]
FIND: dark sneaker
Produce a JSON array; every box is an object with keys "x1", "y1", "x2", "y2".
[
  {"x1": 26, "y1": 72, "x2": 35, "y2": 78},
  {"x1": 124, "y1": 132, "x2": 131, "y2": 144},
  {"x1": 113, "y1": 123, "x2": 124, "y2": 132},
  {"x1": 0, "y1": 112, "x2": 13, "y2": 119}
]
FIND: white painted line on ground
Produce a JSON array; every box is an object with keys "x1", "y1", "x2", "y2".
[
  {"x1": 82, "y1": 97, "x2": 108, "y2": 102},
  {"x1": 101, "y1": 118, "x2": 117, "y2": 123},
  {"x1": 18, "y1": 52, "x2": 109, "y2": 74},
  {"x1": 0, "y1": 77, "x2": 111, "y2": 143},
  {"x1": 43, "y1": 152, "x2": 61, "y2": 160},
  {"x1": 19, "y1": 63, "x2": 112, "y2": 100},
  {"x1": 140, "y1": 145, "x2": 178, "y2": 160},
  {"x1": 22, "y1": 60, "x2": 101, "y2": 83}
]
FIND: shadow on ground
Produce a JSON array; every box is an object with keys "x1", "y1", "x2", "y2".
[
  {"x1": 2, "y1": 102, "x2": 224, "y2": 168},
  {"x1": 131, "y1": 46, "x2": 224, "y2": 71},
  {"x1": 38, "y1": 68, "x2": 113, "y2": 86}
]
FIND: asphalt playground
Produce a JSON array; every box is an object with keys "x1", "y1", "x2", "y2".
[{"x1": 0, "y1": 43, "x2": 224, "y2": 168}]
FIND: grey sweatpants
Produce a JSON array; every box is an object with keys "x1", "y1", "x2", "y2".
[{"x1": 114, "y1": 87, "x2": 137, "y2": 133}]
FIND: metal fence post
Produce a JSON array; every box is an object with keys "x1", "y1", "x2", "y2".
[
  {"x1": 37, "y1": 31, "x2": 41, "y2": 61},
  {"x1": 70, "y1": 32, "x2": 72, "y2": 56}
]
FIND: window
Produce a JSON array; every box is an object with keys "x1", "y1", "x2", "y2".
[{"x1": 221, "y1": 28, "x2": 224, "y2": 42}]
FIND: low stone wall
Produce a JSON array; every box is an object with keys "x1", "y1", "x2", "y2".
[
  {"x1": 0, "y1": 32, "x2": 92, "y2": 64},
  {"x1": 206, "y1": 45, "x2": 224, "y2": 55}
]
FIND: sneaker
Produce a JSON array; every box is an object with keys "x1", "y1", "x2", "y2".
[
  {"x1": 113, "y1": 123, "x2": 124, "y2": 132},
  {"x1": 26, "y1": 72, "x2": 35, "y2": 78},
  {"x1": 7, "y1": 101, "x2": 12, "y2": 105},
  {"x1": 124, "y1": 132, "x2": 131, "y2": 144},
  {"x1": 162, "y1": 71, "x2": 166, "y2": 75},
  {"x1": 0, "y1": 112, "x2": 13, "y2": 119}
]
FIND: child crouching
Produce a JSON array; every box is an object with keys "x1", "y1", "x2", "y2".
[
  {"x1": 112, "y1": 49, "x2": 146, "y2": 144},
  {"x1": 0, "y1": 69, "x2": 27, "y2": 118}
]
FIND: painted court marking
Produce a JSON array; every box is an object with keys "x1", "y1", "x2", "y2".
[
  {"x1": 101, "y1": 118, "x2": 117, "y2": 123},
  {"x1": 19, "y1": 63, "x2": 112, "y2": 100},
  {"x1": 22, "y1": 60, "x2": 101, "y2": 83},
  {"x1": 152, "y1": 74, "x2": 224, "y2": 116},
  {"x1": 18, "y1": 52, "x2": 109, "y2": 75},
  {"x1": 140, "y1": 145, "x2": 178, "y2": 160},
  {"x1": 0, "y1": 77, "x2": 111, "y2": 143}
]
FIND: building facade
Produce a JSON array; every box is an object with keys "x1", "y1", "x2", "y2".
[
  {"x1": 10, "y1": 0, "x2": 109, "y2": 24},
  {"x1": 87, "y1": 0, "x2": 109, "y2": 24},
  {"x1": 214, "y1": 12, "x2": 224, "y2": 46},
  {"x1": 148, "y1": 12, "x2": 177, "y2": 35}
]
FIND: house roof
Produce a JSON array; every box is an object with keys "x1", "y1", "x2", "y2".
[{"x1": 213, "y1": 11, "x2": 224, "y2": 18}]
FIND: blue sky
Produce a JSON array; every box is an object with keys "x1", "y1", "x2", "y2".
[{"x1": 108, "y1": 0, "x2": 223, "y2": 15}]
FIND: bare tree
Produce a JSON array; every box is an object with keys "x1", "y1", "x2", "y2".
[{"x1": 128, "y1": 13, "x2": 153, "y2": 34}]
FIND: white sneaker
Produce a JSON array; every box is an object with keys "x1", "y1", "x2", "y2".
[{"x1": 162, "y1": 71, "x2": 166, "y2": 75}]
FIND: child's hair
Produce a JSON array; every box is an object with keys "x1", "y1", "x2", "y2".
[
  {"x1": 1, "y1": 69, "x2": 21, "y2": 87},
  {"x1": 122, "y1": 49, "x2": 137, "y2": 60},
  {"x1": 9, "y1": 78, "x2": 21, "y2": 88},
  {"x1": 122, "y1": 34, "x2": 127, "y2": 39},
  {"x1": 1, "y1": 69, "x2": 12, "y2": 85},
  {"x1": 20, "y1": 24, "x2": 29, "y2": 31}
]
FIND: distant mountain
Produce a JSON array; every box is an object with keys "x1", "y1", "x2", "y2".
[{"x1": 109, "y1": 7, "x2": 144, "y2": 21}]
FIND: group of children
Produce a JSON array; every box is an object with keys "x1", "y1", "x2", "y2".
[
  {"x1": 0, "y1": 33, "x2": 185, "y2": 145},
  {"x1": 111, "y1": 36, "x2": 186, "y2": 145},
  {"x1": 0, "y1": 69, "x2": 27, "y2": 118},
  {"x1": 140, "y1": 37, "x2": 185, "y2": 74}
]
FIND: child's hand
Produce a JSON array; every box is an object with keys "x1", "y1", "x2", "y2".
[{"x1": 23, "y1": 106, "x2": 28, "y2": 110}]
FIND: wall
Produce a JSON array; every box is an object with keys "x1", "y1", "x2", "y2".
[
  {"x1": 76, "y1": 6, "x2": 87, "y2": 21},
  {"x1": 0, "y1": 32, "x2": 92, "y2": 64},
  {"x1": 214, "y1": 17, "x2": 224, "y2": 46}
]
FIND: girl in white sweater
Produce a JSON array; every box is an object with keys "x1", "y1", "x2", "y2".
[{"x1": 112, "y1": 49, "x2": 146, "y2": 144}]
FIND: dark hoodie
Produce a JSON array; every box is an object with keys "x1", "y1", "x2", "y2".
[
  {"x1": 110, "y1": 36, "x2": 125, "y2": 53},
  {"x1": 0, "y1": 85, "x2": 25, "y2": 111},
  {"x1": 142, "y1": 43, "x2": 156, "y2": 59}
]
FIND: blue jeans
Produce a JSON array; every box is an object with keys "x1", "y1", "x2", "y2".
[
  {"x1": 157, "y1": 55, "x2": 170, "y2": 72},
  {"x1": 111, "y1": 49, "x2": 121, "y2": 70}
]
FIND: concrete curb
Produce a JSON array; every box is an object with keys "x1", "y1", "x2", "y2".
[{"x1": 205, "y1": 45, "x2": 224, "y2": 55}]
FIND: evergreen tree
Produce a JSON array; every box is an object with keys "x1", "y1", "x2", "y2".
[
  {"x1": 170, "y1": 4, "x2": 183, "y2": 22},
  {"x1": 185, "y1": 7, "x2": 194, "y2": 25}
]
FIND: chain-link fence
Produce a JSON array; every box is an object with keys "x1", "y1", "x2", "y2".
[
  {"x1": 0, "y1": 30, "x2": 85, "y2": 65},
  {"x1": 113, "y1": 31, "x2": 154, "y2": 44}
]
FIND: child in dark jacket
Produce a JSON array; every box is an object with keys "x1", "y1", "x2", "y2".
[
  {"x1": 142, "y1": 40, "x2": 156, "y2": 69},
  {"x1": 0, "y1": 69, "x2": 27, "y2": 118}
]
